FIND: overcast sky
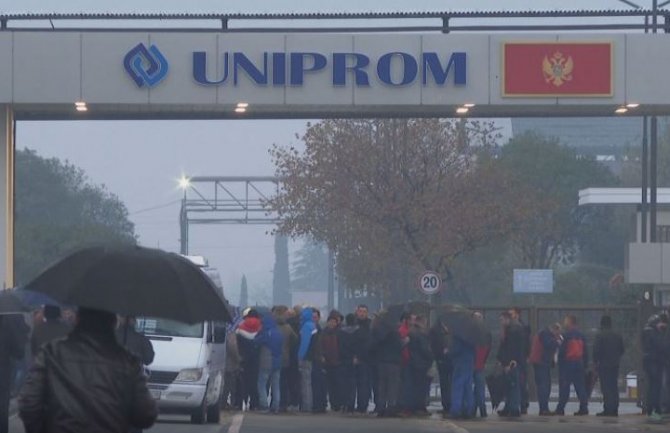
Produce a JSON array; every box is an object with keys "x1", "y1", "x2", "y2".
[{"x1": 5, "y1": 0, "x2": 651, "y2": 305}]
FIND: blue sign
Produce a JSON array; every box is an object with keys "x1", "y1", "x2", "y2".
[
  {"x1": 192, "y1": 51, "x2": 466, "y2": 87},
  {"x1": 513, "y1": 269, "x2": 554, "y2": 294},
  {"x1": 124, "y1": 43, "x2": 169, "y2": 88}
]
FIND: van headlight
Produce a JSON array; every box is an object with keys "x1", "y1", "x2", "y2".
[{"x1": 175, "y1": 368, "x2": 203, "y2": 382}]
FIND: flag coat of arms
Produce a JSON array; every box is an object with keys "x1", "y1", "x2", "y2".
[{"x1": 502, "y1": 42, "x2": 613, "y2": 97}]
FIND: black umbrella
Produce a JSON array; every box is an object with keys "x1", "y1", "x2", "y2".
[
  {"x1": 24, "y1": 245, "x2": 232, "y2": 324},
  {"x1": 0, "y1": 290, "x2": 29, "y2": 315},
  {"x1": 438, "y1": 306, "x2": 488, "y2": 346}
]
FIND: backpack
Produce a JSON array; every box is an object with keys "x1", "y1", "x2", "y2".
[
  {"x1": 565, "y1": 338, "x2": 585, "y2": 362},
  {"x1": 529, "y1": 333, "x2": 543, "y2": 364}
]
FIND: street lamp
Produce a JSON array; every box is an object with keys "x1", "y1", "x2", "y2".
[{"x1": 178, "y1": 175, "x2": 191, "y2": 191}]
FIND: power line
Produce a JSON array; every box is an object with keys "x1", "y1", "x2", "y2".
[{"x1": 129, "y1": 199, "x2": 181, "y2": 216}]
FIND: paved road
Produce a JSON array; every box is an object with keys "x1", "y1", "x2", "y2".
[{"x1": 9, "y1": 410, "x2": 669, "y2": 433}]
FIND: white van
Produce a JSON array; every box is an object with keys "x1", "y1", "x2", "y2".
[{"x1": 137, "y1": 256, "x2": 228, "y2": 424}]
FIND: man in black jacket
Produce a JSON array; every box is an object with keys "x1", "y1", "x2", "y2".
[
  {"x1": 355, "y1": 305, "x2": 372, "y2": 414},
  {"x1": 496, "y1": 312, "x2": 525, "y2": 418},
  {"x1": 593, "y1": 315, "x2": 624, "y2": 417},
  {"x1": 19, "y1": 308, "x2": 157, "y2": 433},
  {"x1": 116, "y1": 316, "x2": 155, "y2": 367}
]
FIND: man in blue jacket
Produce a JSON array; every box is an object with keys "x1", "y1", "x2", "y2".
[
  {"x1": 449, "y1": 335, "x2": 475, "y2": 419},
  {"x1": 298, "y1": 308, "x2": 317, "y2": 413},
  {"x1": 256, "y1": 314, "x2": 284, "y2": 413},
  {"x1": 530, "y1": 323, "x2": 562, "y2": 415},
  {"x1": 555, "y1": 315, "x2": 589, "y2": 416}
]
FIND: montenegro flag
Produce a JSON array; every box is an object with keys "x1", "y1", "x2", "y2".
[{"x1": 502, "y1": 42, "x2": 613, "y2": 97}]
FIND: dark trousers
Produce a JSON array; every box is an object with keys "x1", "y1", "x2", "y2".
[
  {"x1": 519, "y1": 362, "x2": 529, "y2": 411},
  {"x1": 598, "y1": 364, "x2": 619, "y2": 415},
  {"x1": 325, "y1": 365, "x2": 343, "y2": 410},
  {"x1": 280, "y1": 366, "x2": 300, "y2": 410},
  {"x1": 437, "y1": 360, "x2": 453, "y2": 411},
  {"x1": 241, "y1": 364, "x2": 260, "y2": 410},
  {"x1": 354, "y1": 363, "x2": 371, "y2": 413},
  {"x1": 557, "y1": 362, "x2": 588, "y2": 412},
  {"x1": 645, "y1": 360, "x2": 663, "y2": 415},
  {"x1": 405, "y1": 368, "x2": 429, "y2": 412},
  {"x1": 370, "y1": 363, "x2": 379, "y2": 410},
  {"x1": 341, "y1": 364, "x2": 356, "y2": 411},
  {"x1": 0, "y1": 371, "x2": 11, "y2": 433},
  {"x1": 312, "y1": 364, "x2": 327, "y2": 411},
  {"x1": 502, "y1": 366, "x2": 521, "y2": 414},
  {"x1": 534, "y1": 364, "x2": 552, "y2": 413},
  {"x1": 377, "y1": 363, "x2": 401, "y2": 414},
  {"x1": 223, "y1": 370, "x2": 240, "y2": 409}
]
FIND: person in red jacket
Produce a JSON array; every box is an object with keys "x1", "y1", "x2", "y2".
[{"x1": 472, "y1": 312, "x2": 491, "y2": 418}]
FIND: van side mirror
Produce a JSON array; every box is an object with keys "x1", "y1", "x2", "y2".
[{"x1": 213, "y1": 324, "x2": 227, "y2": 344}]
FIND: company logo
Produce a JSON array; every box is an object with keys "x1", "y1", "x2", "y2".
[
  {"x1": 542, "y1": 52, "x2": 573, "y2": 87},
  {"x1": 124, "y1": 43, "x2": 169, "y2": 88}
]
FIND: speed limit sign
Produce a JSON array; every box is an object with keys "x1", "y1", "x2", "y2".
[{"x1": 418, "y1": 271, "x2": 442, "y2": 295}]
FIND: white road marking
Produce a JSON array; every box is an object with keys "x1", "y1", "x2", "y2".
[
  {"x1": 227, "y1": 413, "x2": 244, "y2": 433},
  {"x1": 442, "y1": 420, "x2": 470, "y2": 433}
]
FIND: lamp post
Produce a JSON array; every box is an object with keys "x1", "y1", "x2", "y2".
[{"x1": 178, "y1": 176, "x2": 191, "y2": 255}]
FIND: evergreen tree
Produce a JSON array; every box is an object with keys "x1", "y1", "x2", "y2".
[
  {"x1": 272, "y1": 235, "x2": 291, "y2": 306},
  {"x1": 240, "y1": 275, "x2": 249, "y2": 307}
]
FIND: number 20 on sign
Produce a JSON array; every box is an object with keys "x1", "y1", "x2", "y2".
[{"x1": 418, "y1": 271, "x2": 442, "y2": 295}]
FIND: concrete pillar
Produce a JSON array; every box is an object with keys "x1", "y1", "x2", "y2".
[{"x1": 0, "y1": 105, "x2": 14, "y2": 289}]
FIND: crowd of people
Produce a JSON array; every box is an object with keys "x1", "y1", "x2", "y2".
[
  {"x1": 222, "y1": 305, "x2": 670, "y2": 421},
  {"x1": 2, "y1": 302, "x2": 670, "y2": 433}
]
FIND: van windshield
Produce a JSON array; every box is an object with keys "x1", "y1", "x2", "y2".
[{"x1": 136, "y1": 317, "x2": 204, "y2": 338}]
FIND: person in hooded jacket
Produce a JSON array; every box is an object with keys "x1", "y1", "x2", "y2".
[
  {"x1": 449, "y1": 335, "x2": 475, "y2": 419},
  {"x1": 255, "y1": 313, "x2": 284, "y2": 413},
  {"x1": 298, "y1": 307, "x2": 317, "y2": 413},
  {"x1": 236, "y1": 309, "x2": 262, "y2": 410},
  {"x1": 642, "y1": 313, "x2": 669, "y2": 420}
]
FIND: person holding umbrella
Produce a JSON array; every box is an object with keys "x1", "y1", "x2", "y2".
[
  {"x1": 19, "y1": 308, "x2": 158, "y2": 433},
  {"x1": 17, "y1": 245, "x2": 231, "y2": 432},
  {"x1": 116, "y1": 316, "x2": 155, "y2": 367}
]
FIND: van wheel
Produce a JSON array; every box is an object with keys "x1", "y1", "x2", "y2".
[
  {"x1": 191, "y1": 397, "x2": 207, "y2": 424},
  {"x1": 206, "y1": 393, "x2": 222, "y2": 424}
]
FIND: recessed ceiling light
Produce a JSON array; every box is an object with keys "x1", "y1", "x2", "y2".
[
  {"x1": 75, "y1": 105, "x2": 88, "y2": 112},
  {"x1": 235, "y1": 107, "x2": 247, "y2": 113},
  {"x1": 615, "y1": 107, "x2": 628, "y2": 114},
  {"x1": 626, "y1": 103, "x2": 640, "y2": 108},
  {"x1": 463, "y1": 103, "x2": 476, "y2": 108},
  {"x1": 74, "y1": 101, "x2": 87, "y2": 107},
  {"x1": 237, "y1": 102, "x2": 249, "y2": 108},
  {"x1": 456, "y1": 107, "x2": 469, "y2": 114}
]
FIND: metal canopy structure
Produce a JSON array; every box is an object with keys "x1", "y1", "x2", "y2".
[
  {"x1": 178, "y1": 176, "x2": 280, "y2": 255},
  {"x1": 1, "y1": 9, "x2": 668, "y2": 33}
]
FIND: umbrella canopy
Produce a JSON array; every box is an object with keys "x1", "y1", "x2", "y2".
[
  {"x1": 24, "y1": 245, "x2": 232, "y2": 324},
  {"x1": 0, "y1": 290, "x2": 29, "y2": 315},
  {"x1": 437, "y1": 305, "x2": 488, "y2": 346},
  {"x1": 14, "y1": 288, "x2": 62, "y2": 308}
]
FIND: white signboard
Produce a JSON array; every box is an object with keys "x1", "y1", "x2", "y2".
[
  {"x1": 418, "y1": 271, "x2": 442, "y2": 295},
  {"x1": 513, "y1": 269, "x2": 554, "y2": 294}
]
